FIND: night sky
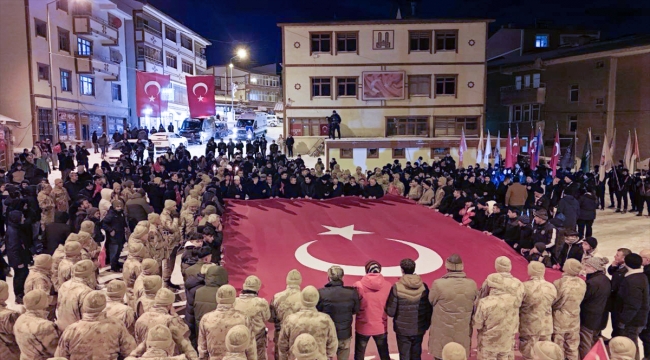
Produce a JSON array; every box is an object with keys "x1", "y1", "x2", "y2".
[{"x1": 147, "y1": 0, "x2": 649, "y2": 68}]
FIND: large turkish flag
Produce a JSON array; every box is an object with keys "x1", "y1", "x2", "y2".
[
  {"x1": 135, "y1": 72, "x2": 170, "y2": 117},
  {"x1": 186, "y1": 75, "x2": 216, "y2": 118}
]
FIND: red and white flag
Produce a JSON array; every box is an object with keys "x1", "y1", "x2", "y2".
[
  {"x1": 512, "y1": 132, "x2": 521, "y2": 159},
  {"x1": 186, "y1": 75, "x2": 216, "y2": 118},
  {"x1": 136, "y1": 72, "x2": 170, "y2": 117},
  {"x1": 550, "y1": 127, "x2": 560, "y2": 178},
  {"x1": 598, "y1": 132, "x2": 612, "y2": 181},
  {"x1": 505, "y1": 128, "x2": 513, "y2": 169},
  {"x1": 458, "y1": 127, "x2": 468, "y2": 167},
  {"x1": 529, "y1": 126, "x2": 537, "y2": 170},
  {"x1": 583, "y1": 338, "x2": 609, "y2": 360}
]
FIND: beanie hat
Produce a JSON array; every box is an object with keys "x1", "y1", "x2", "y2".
[
  {"x1": 563, "y1": 259, "x2": 583, "y2": 276},
  {"x1": 327, "y1": 266, "x2": 344, "y2": 282},
  {"x1": 186, "y1": 198, "x2": 200, "y2": 208},
  {"x1": 584, "y1": 256, "x2": 609, "y2": 273},
  {"x1": 113, "y1": 182, "x2": 122, "y2": 191},
  {"x1": 201, "y1": 263, "x2": 217, "y2": 275},
  {"x1": 141, "y1": 259, "x2": 159, "y2": 276},
  {"x1": 146, "y1": 324, "x2": 173, "y2": 351},
  {"x1": 286, "y1": 269, "x2": 302, "y2": 286},
  {"x1": 365, "y1": 260, "x2": 382, "y2": 274},
  {"x1": 217, "y1": 285, "x2": 237, "y2": 305},
  {"x1": 225, "y1": 325, "x2": 251, "y2": 353},
  {"x1": 106, "y1": 280, "x2": 127, "y2": 300},
  {"x1": 148, "y1": 213, "x2": 160, "y2": 224},
  {"x1": 291, "y1": 333, "x2": 320, "y2": 360},
  {"x1": 143, "y1": 275, "x2": 163, "y2": 295},
  {"x1": 585, "y1": 237, "x2": 598, "y2": 250},
  {"x1": 518, "y1": 215, "x2": 530, "y2": 224},
  {"x1": 80, "y1": 220, "x2": 95, "y2": 234},
  {"x1": 87, "y1": 207, "x2": 99, "y2": 218},
  {"x1": 65, "y1": 233, "x2": 80, "y2": 244},
  {"x1": 445, "y1": 254, "x2": 464, "y2": 271},
  {"x1": 486, "y1": 273, "x2": 505, "y2": 290},
  {"x1": 124, "y1": 180, "x2": 134, "y2": 188},
  {"x1": 153, "y1": 177, "x2": 162, "y2": 185},
  {"x1": 82, "y1": 290, "x2": 107, "y2": 314},
  {"x1": 203, "y1": 205, "x2": 217, "y2": 216},
  {"x1": 243, "y1": 275, "x2": 262, "y2": 292},
  {"x1": 189, "y1": 189, "x2": 199, "y2": 198},
  {"x1": 441, "y1": 342, "x2": 467, "y2": 360},
  {"x1": 33, "y1": 254, "x2": 53, "y2": 272},
  {"x1": 128, "y1": 242, "x2": 147, "y2": 259},
  {"x1": 301, "y1": 286, "x2": 319, "y2": 308},
  {"x1": 534, "y1": 209, "x2": 549, "y2": 221},
  {"x1": 0, "y1": 281, "x2": 7, "y2": 303},
  {"x1": 112, "y1": 199, "x2": 124, "y2": 208},
  {"x1": 609, "y1": 336, "x2": 637, "y2": 359},
  {"x1": 533, "y1": 341, "x2": 564, "y2": 360},
  {"x1": 495, "y1": 256, "x2": 512, "y2": 273},
  {"x1": 164, "y1": 200, "x2": 176, "y2": 210},
  {"x1": 23, "y1": 289, "x2": 50, "y2": 311},
  {"x1": 154, "y1": 288, "x2": 176, "y2": 306},
  {"x1": 528, "y1": 261, "x2": 546, "y2": 278},
  {"x1": 625, "y1": 253, "x2": 643, "y2": 270},
  {"x1": 73, "y1": 259, "x2": 95, "y2": 278}
]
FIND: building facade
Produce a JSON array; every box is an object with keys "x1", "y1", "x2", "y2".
[
  {"x1": 279, "y1": 19, "x2": 491, "y2": 170},
  {"x1": 0, "y1": 0, "x2": 132, "y2": 149}
]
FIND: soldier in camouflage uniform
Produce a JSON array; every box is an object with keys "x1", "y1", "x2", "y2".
[
  {"x1": 78, "y1": 221, "x2": 101, "y2": 264},
  {"x1": 14, "y1": 289, "x2": 60, "y2": 360},
  {"x1": 183, "y1": 189, "x2": 201, "y2": 212},
  {"x1": 441, "y1": 342, "x2": 467, "y2": 360},
  {"x1": 56, "y1": 259, "x2": 95, "y2": 331},
  {"x1": 125, "y1": 325, "x2": 184, "y2": 360},
  {"x1": 55, "y1": 290, "x2": 136, "y2": 359},
  {"x1": 519, "y1": 262, "x2": 558, "y2": 360},
  {"x1": 132, "y1": 288, "x2": 198, "y2": 360},
  {"x1": 57, "y1": 241, "x2": 83, "y2": 288},
  {"x1": 532, "y1": 341, "x2": 564, "y2": 360},
  {"x1": 38, "y1": 184, "x2": 55, "y2": 227},
  {"x1": 133, "y1": 258, "x2": 160, "y2": 302},
  {"x1": 25, "y1": 254, "x2": 56, "y2": 320},
  {"x1": 473, "y1": 274, "x2": 519, "y2": 360},
  {"x1": 180, "y1": 198, "x2": 200, "y2": 241},
  {"x1": 278, "y1": 286, "x2": 338, "y2": 360},
  {"x1": 198, "y1": 284, "x2": 257, "y2": 360},
  {"x1": 609, "y1": 336, "x2": 637, "y2": 360},
  {"x1": 290, "y1": 333, "x2": 326, "y2": 360},
  {"x1": 147, "y1": 214, "x2": 168, "y2": 271},
  {"x1": 234, "y1": 276, "x2": 271, "y2": 360},
  {"x1": 552, "y1": 259, "x2": 587, "y2": 360},
  {"x1": 271, "y1": 270, "x2": 303, "y2": 360},
  {"x1": 135, "y1": 275, "x2": 163, "y2": 317},
  {"x1": 222, "y1": 325, "x2": 251, "y2": 360},
  {"x1": 51, "y1": 233, "x2": 83, "y2": 291},
  {"x1": 161, "y1": 200, "x2": 181, "y2": 287},
  {"x1": 0, "y1": 281, "x2": 20, "y2": 360},
  {"x1": 123, "y1": 242, "x2": 149, "y2": 290},
  {"x1": 105, "y1": 280, "x2": 137, "y2": 336}
]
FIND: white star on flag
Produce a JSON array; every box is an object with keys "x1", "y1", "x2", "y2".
[
  {"x1": 149, "y1": 96, "x2": 155, "y2": 102},
  {"x1": 198, "y1": 96, "x2": 204, "y2": 102},
  {"x1": 319, "y1": 225, "x2": 372, "y2": 241}
]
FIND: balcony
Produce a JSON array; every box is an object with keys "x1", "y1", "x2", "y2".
[
  {"x1": 73, "y1": 15, "x2": 119, "y2": 46},
  {"x1": 136, "y1": 55, "x2": 164, "y2": 74},
  {"x1": 75, "y1": 53, "x2": 120, "y2": 81},
  {"x1": 195, "y1": 53, "x2": 207, "y2": 69},
  {"x1": 500, "y1": 83, "x2": 546, "y2": 106},
  {"x1": 135, "y1": 24, "x2": 163, "y2": 48}
]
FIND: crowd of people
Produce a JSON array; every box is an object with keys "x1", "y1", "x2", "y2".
[{"x1": 0, "y1": 134, "x2": 649, "y2": 360}]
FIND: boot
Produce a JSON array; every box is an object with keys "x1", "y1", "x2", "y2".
[{"x1": 166, "y1": 280, "x2": 181, "y2": 291}]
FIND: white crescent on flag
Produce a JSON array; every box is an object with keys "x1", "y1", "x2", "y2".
[
  {"x1": 143, "y1": 81, "x2": 161, "y2": 96},
  {"x1": 192, "y1": 82, "x2": 208, "y2": 96},
  {"x1": 554, "y1": 142, "x2": 561, "y2": 156},
  {"x1": 530, "y1": 138, "x2": 537, "y2": 154}
]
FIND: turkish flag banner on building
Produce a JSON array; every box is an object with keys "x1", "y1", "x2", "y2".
[
  {"x1": 136, "y1": 72, "x2": 170, "y2": 117},
  {"x1": 186, "y1": 75, "x2": 216, "y2": 118}
]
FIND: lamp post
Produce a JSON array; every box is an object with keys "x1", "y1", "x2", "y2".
[{"x1": 229, "y1": 48, "x2": 247, "y2": 122}]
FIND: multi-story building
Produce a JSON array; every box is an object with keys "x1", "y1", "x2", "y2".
[
  {"x1": 486, "y1": 35, "x2": 650, "y2": 163},
  {"x1": 113, "y1": 0, "x2": 210, "y2": 131},
  {"x1": 279, "y1": 19, "x2": 491, "y2": 170},
  {"x1": 0, "y1": 0, "x2": 132, "y2": 151}
]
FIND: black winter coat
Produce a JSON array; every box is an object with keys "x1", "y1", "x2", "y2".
[
  {"x1": 316, "y1": 280, "x2": 360, "y2": 340},
  {"x1": 184, "y1": 273, "x2": 205, "y2": 340},
  {"x1": 5, "y1": 210, "x2": 30, "y2": 268},
  {"x1": 44, "y1": 211, "x2": 71, "y2": 255},
  {"x1": 615, "y1": 271, "x2": 650, "y2": 328},
  {"x1": 578, "y1": 192, "x2": 599, "y2": 221},
  {"x1": 102, "y1": 207, "x2": 128, "y2": 243},
  {"x1": 363, "y1": 184, "x2": 384, "y2": 199},
  {"x1": 557, "y1": 195, "x2": 579, "y2": 230},
  {"x1": 385, "y1": 275, "x2": 432, "y2": 336},
  {"x1": 581, "y1": 271, "x2": 611, "y2": 330}
]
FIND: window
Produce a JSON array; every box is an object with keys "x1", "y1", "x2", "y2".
[
  {"x1": 137, "y1": 45, "x2": 162, "y2": 64},
  {"x1": 568, "y1": 115, "x2": 578, "y2": 132},
  {"x1": 435, "y1": 75, "x2": 457, "y2": 96},
  {"x1": 569, "y1": 84, "x2": 579, "y2": 102},
  {"x1": 336, "y1": 32, "x2": 357, "y2": 53},
  {"x1": 35, "y1": 18, "x2": 47, "y2": 38},
  {"x1": 535, "y1": 34, "x2": 549, "y2": 48},
  {"x1": 435, "y1": 30, "x2": 457, "y2": 51},
  {"x1": 165, "y1": 26, "x2": 176, "y2": 42},
  {"x1": 524, "y1": 75, "x2": 531, "y2": 88},
  {"x1": 57, "y1": 0, "x2": 68, "y2": 12},
  {"x1": 596, "y1": 61, "x2": 604, "y2": 68},
  {"x1": 533, "y1": 73, "x2": 541, "y2": 88},
  {"x1": 58, "y1": 28, "x2": 70, "y2": 52},
  {"x1": 37, "y1": 63, "x2": 50, "y2": 81},
  {"x1": 340, "y1": 148, "x2": 353, "y2": 159},
  {"x1": 596, "y1": 98, "x2": 604, "y2": 106},
  {"x1": 434, "y1": 117, "x2": 479, "y2": 136},
  {"x1": 180, "y1": 34, "x2": 192, "y2": 51},
  {"x1": 112, "y1": 83, "x2": 121, "y2": 101},
  {"x1": 532, "y1": 104, "x2": 541, "y2": 121},
  {"x1": 310, "y1": 32, "x2": 331, "y2": 54},
  {"x1": 515, "y1": 76, "x2": 522, "y2": 90},
  {"x1": 249, "y1": 90, "x2": 277, "y2": 102},
  {"x1": 393, "y1": 148, "x2": 406, "y2": 158},
  {"x1": 336, "y1": 77, "x2": 357, "y2": 97},
  {"x1": 77, "y1": 38, "x2": 92, "y2": 56},
  {"x1": 165, "y1": 52, "x2": 177, "y2": 68},
  {"x1": 79, "y1": 75, "x2": 94, "y2": 95},
  {"x1": 512, "y1": 105, "x2": 522, "y2": 122},
  {"x1": 289, "y1": 118, "x2": 328, "y2": 136},
  {"x1": 172, "y1": 83, "x2": 188, "y2": 106},
  {"x1": 60, "y1": 69, "x2": 72, "y2": 92},
  {"x1": 386, "y1": 117, "x2": 429, "y2": 137},
  {"x1": 408, "y1": 75, "x2": 431, "y2": 97},
  {"x1": 311, "y1": 77, "x2": 331, "y2": 98},
  {"x1": 181, "y1": 61, "x2": 193, "y2": 75},
  {"x1": 367, "y1": 148, "x2": 379, "y2": 158},
  {"x1": 409, "y1": 30, "x2": 431, "y2": 52},
  {"x1": 431, "y1": 147, "x2": 451, "y2": 158},
  {"x1": 522, "y1": 104, "x2": 531, "y2": 122},
  {"x1": 38, "y1": 109, "x2": 53, "y2": 140}
]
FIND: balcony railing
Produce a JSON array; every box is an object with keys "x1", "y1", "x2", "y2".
[
  {"x1": 73, "y1": 14, "x2": 119, "y2": 45},
  {"x1": 75, "y1": 53, "x2": 120, "y2": 79},
  {"x1": 500, "y1": 83, "x2": 547, "y2": 105},
  {"x1": 500, "y1": 83, "x2": 546, "y2": 92},
  {"x1": 137, "y1": 53, "x2": 163, "y2": 65},
  {"x1": 140, "y1": 23, "x2": 162, "y2": 37}
]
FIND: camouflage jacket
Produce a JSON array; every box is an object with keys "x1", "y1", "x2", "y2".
[
  {"x1": 198, "y1": 304, "x2": 257, "y2": 360},
  {"x1": 552, "y1": 275, "x2": 587, "y2": 333},
  {"x1": 52, "y1": 187, "x2": 70, "y2": 212},
  {"x1": 472, "y1": 290, "x2": 519, "y2": 353},
  {"x1": 52, "y1": 247, "x2": 90, "y2": 291},
  {"x1": 57, "y1": 257, "x2": 80, "y2": 288},
  {"x1": 160, "y1": 210, "x2": 180, "y2": 246},
  {"x1": 78, "y1": 231, "x2": 101, "y2": 262},
  {"x1": 106, "y1": 300, "x2": 137, "y2": 336},
  {"x1": 0, "y1": 305, "x2": 20, "y2": 360},
  {"x1": 25, "y1": 267, "x2": 54, "y2": 296},
  {"x1": 270, "y1": 286, "x2": 302, "y2": 331},
  {"x1": 56, "y1": 278, "x2": 93, "y2": 331},
  {"x1": 126, "y1": 348, "x2": 188, "y2": 360},
  {"x1": 278, "y1": 308, "x2": 338, "y2": 360},
  {"x1": 55, "y1": 312, "x2": 136, "y2": 360},
  {"x1": 123, "y1": 257, "x2": 143, "y2": 289},
  {"x1": 14, "y1": 310, "x2": 60, "y2": 360},
  {"x1": 135, "y1": 294, "x2": 157, "y2": 318},
  {"x1": 38, "y1": 192, "x2": 55, "y2": 224},
  {"x1": 479, "y1": 272, "x2": 525, "y2": 307},
  {"x1": 133, "y1": 307, "x2": 197, "y2": 360},
  {"x1": 179, "y1": 209, "x2": 198, "y2": 240},
  {"x1": 520, "y1": 276, "x2": 557, "y2": 336},
  {"x1": 233, "y1": 293, "x2": 271, "y2": 336},
  {"x1": 148, "y1": 224, "x2": 169, "y2": 262}
]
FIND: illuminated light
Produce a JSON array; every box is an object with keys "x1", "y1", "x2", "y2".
[
  {"x1": 143, "y1": 108, "x2": 153, "y2": 115},
  {"x1": 229, "y1": 63, "x2": 234, "y2": 68},
  {"x1": 236, "y1": 48, "x2": 247, "y2": 59}
]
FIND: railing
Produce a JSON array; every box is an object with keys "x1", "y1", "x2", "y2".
[
  {"x1": 137, "y1": 53, "x2": 163, "y2": 65},
  {"x1": 140, "y1": 23, "x2": 162, "y2": 37},
  {"x1": 195, "y1": 52, "x2": 206, "y2": 60},
  {"x1": 500, "y1": 83, "x2": 546, "y2": 92}
]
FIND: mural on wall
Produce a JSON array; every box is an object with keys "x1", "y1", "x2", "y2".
[
  {"x1": 373, "y1": 30, "x2": 394, "y2": 49},
  {"x1": 362, "y1": 71, "x2": 405, "y2": 101}
]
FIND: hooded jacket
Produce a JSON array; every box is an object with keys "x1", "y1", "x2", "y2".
[
  {"x1": 102, "y1": 207, "x2": 128, "y2": 243},
  {"x1": 98, "y1": 188, "x2": 113, "y2": 220},
  {"x1": 5, "y1": 210, "x2": 29, "y2": 268},
  {"x1": 353, "y1": 274, "x2": 391, "y2": 336},
  {"x1": 557, "y1": 195, "x2": 580, "y2": 230},
  {"x1": 385, "y1": 274, "x2": 432, "y2": 336},
  {"x1": 581, "y1": 271, "x2": 611, "y2": 330},
  {"x1": 316, "y1": 280, "x2": 360, "y2": 340},
  {"x1": 193, "y1": 266, "x2": 228, "y2": 328}
]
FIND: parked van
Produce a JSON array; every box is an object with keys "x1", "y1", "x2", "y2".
[
  {"x1": 267, "y1": 114, "x2": 279, "y2": 127},
  {"x1": 179, "y1": 117, "x2": 229, "y2": 144},
  {"x1": 234, "y1": 112, "x2": 268, "y2": 140}
]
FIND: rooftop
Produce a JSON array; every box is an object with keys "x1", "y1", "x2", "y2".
[{"x1": 278, "y1": 18, "x2": 494, "y2": 27}]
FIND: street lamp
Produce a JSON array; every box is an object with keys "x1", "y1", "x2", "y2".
[{"x1": 229, "y1": 48, "x2": 247, "y2": 121}]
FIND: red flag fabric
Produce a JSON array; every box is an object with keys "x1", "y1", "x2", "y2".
[
  {"x1": 136, "y1": 72, "x2": 170, "y2": 117},
  {"x1": 513, "y1": 133, "x2": 521, "y2": 159},
  {"x1": 550, "y1": 128, "x2": 560, "y2": 177},
  {"x1": 186, "y1": 75, "x2": 216, "y2": 118},
  {"x1": 505, "y1": 128, "x2": 513, "y2": 168},
  {"x1": 583, "y1": 339, "x2": 609, "y2": 360},
  {"x1": 529, "y1": 126, "x2": 537, "y2": 170}
]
